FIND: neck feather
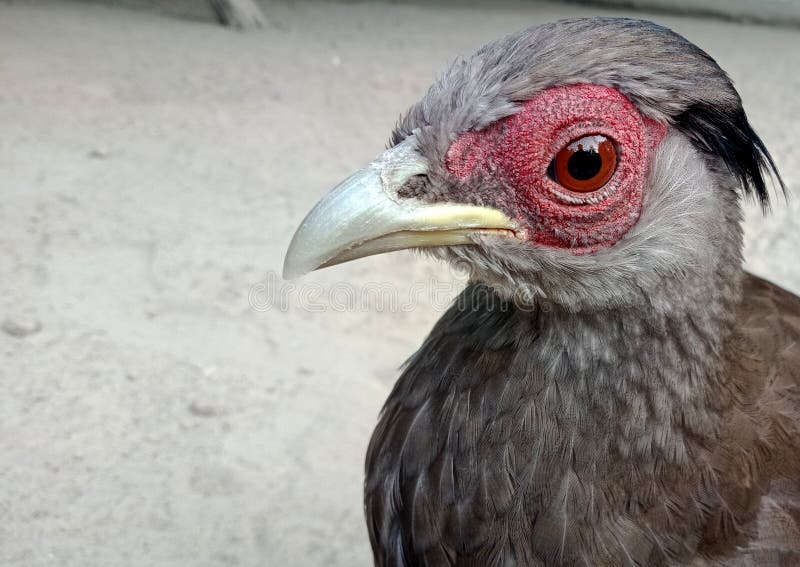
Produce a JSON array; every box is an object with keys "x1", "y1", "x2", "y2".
[{"x1": 519, "y1": 264, "x2": 743, "y2": 470}]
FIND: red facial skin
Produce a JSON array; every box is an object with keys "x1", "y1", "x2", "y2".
[{"x1": 445, "y1": 84, "x2": 667, "y2": 253}]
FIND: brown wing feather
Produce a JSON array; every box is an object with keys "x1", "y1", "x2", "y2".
[{"x1": 722, "y1": 273, "x2": 800, "y2": 565}]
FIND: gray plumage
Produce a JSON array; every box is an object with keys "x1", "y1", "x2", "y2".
[{"x1": 362, "y1": 18, "x2": 799, "y2": 566}]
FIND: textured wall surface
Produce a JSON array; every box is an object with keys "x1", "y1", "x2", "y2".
[
  {"x1": 581, "y1": 0, "x2": 800, "y2": 26},
  {"x1": 0, "y1": 1, "x2": 797, "y2": 566}
]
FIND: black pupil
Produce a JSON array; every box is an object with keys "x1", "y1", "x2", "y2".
[{"x1": 567, "y1": 147, "x2": 602, "y2": 180}]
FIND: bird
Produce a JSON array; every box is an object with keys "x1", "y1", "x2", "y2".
[{"x1": 283, "y1": 18, "x2": 800, "y2": 566}]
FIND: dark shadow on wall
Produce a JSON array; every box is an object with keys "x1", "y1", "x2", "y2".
[{"x1": 57, "y1": 0, "x2": 265, "y2": 28}]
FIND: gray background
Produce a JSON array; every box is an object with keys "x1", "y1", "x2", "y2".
[{"x1": 1, "y1": 1, "x2": 798, "y2": 565}]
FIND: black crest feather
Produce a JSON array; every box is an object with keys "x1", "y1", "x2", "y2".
[{"x1": 675, "y1": 102, "x2": 785, "y2": 209}]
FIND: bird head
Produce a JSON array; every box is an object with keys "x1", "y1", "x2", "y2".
[{"x1": 284, "y1": 18, "x2": 782, "y2": 311}]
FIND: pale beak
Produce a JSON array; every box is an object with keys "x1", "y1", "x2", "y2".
[{"x1": 282, "y1": 136, "x2": 517, "y2": 279}]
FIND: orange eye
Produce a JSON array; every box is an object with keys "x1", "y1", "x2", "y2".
[{"x1": 551, "y1": 134, "x2": 618, "y2": 192}]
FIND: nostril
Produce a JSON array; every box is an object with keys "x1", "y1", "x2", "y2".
[{"x1": 396, "y1": 174, "x2": 429, "y2": 199}]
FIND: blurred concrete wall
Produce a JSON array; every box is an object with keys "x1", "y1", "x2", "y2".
[
  {"x1": 577, "y1": 0, "x2": 800, "y2": 26},
  {"x1": 73, "y1": 0, "x2": 800, "y2": 28},
  {"x1": 78, "y1": 0, "x2": 216, "y2": 21}
]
